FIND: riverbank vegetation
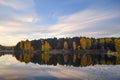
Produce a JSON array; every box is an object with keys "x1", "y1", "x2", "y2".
[{"x1": 14, "y1": 37, "x2": 120, "y2": 55}]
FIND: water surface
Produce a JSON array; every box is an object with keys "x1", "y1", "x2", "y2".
[{"x1": 0, "y1": 53, "x2": 120, "y2": 80}]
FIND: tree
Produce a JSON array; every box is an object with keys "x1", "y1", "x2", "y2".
[
  {"x1": 105, "y1": 38, "x2": 112, "y2": 43},
  {"x1": 81, "y1": 54, "x2": 88, "y2": 66},
  {"x1": 22, "y1": 40, "x2": 34, "y2": 52},
  {"x1": 86, "y1": 38, "x2": 91, "y2": 49},
  {"x1": 78, "y1": 45, "x2": 80, "y2": 51},
  {"x1": 41, "y1": 53, "x2": 51, "y2": 63},
  {"x1": 80, "y1": 38, "x2": 87, "y2": 49},
  {"x1": 73, "y1": 54, "x2": 77, "y2": 63},
  {"x1": 41, "y1": 44, "x2": 45, "y2": 51},
  {"x1": 73, "y1": 41, "x2": 76, "y2": 50},
  {"x1": 31, "y1": 46, "x2": 34, "y2": 51},
  {"x1": 99, "y1": 38, "x2": 105, "y2": 44},
  {"x1": 64, "y1": 41, "x2": 68, "y2": 49},
  {"x1": 24, "y1": 40, "x2": 31, "y2": 51},
  {"x1": 57, "y1": 41, "x2": 61, "y2": 49},
  {"x1": 41, "y1": 41, "x2": 52, "y2": 52},
  {"x1": 64, "y1": 55, "x2": 68, "y2": 63},
  {"x1": 114, "y1": 39, "x2": 120, "y2": 52},
  {"x1": 20, "y1": 41, "x2": 24, "y2": 50}
]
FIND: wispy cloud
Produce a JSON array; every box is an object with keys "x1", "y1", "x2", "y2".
[
  {"x1": 0, "y1": 0, "x2": 35, "y2": 10},
  {"x1": 48, "y1": 8, "x2": 120, "y2": 37},
  {"x1": 0, "y1": 0, "x2": 39, "y2": 23},
  {"x1": 0, "y1": 0, "x2": 41, "y2": 45},
  {"x1": 0, "y1": 0, "x2": 120, "y2": 46}
]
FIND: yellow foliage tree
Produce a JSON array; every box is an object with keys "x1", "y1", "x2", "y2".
[
  {"x1": 24, "y1": 40, "x2": 31, "y2": 51},
  {"x1": 114, "y1": 39, "x2": 120, "y2": 52},
  {"x1": 31, "y1": 46, "x2": 34, "y2": 51},
  {"x1": 41, "y1": 44, "x2": 45, "y2": 51},
  {"x1": 105, "y1": 38, "x2": 112, "y2": 43},
  {"x1": 41, "y1": 53, "x2": 51, "y2": 63},
  {"x1": 86, "y1": 38, "x2": 91, "y2": 49},
  {"x1": 81, "y1": 54, "x2": 88, "y2": 66},
  {"x1": 80, "y1": 38, "x2": 87, "y2": 49},
  {"x1": 64, "y1": 55, "x2": 68, "y2": 63},
  {"x1": 99, "y1": 38, "x2": 105, "y2": 44},
  {"x1": 23, "y1": 40, "x2": 34, "y2": 52},
  {"x1": 64, "y1": 41, "x2": 68, "y2": 49},
  {"x1": 20, "y1": 41, "x2": 24, "y2": 50},
  {"x1": 41, "y1": 41, "x2": 52, "y2": 52}
]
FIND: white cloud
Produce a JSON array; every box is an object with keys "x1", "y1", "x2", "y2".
[
  {"x1": 48, "y1": 8, "x2": 120, "y2": 38},
  {"x1": 0, "y1": 0, "x2": 120, "y2": 46},
  {"x1": 0, "y1": 0, "x2": 35, "y2": 10},
  {"x1": 12, "y1": 15, "x2": 40, "y2": 23},
  {"x1": 0, "y1": 34, "x2": 26, "y2": 46}
]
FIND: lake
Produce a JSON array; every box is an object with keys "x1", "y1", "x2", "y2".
[{"x1": 0, "y1": 53, "x2": 120, "y2": 80}]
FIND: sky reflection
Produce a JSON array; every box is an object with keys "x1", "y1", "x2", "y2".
[{"x1": 0, "y1": 54, "x2": 120, "y2": 80}]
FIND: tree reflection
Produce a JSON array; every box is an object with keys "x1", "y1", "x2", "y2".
[{"x1": 12, "y1": 52, "x2": 118, "y2": 67}]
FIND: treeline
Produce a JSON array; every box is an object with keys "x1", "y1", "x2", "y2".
[
  {"x1": 14, "y1": 37, "x2": 120, "y2": 53},
  {"x1": 0, "y1": 45, "x2": 14, "y2": 51}
]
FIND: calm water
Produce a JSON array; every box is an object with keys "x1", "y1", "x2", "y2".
[{"x1": 0, "y1": 53, "x2": 120, "y2": 80}]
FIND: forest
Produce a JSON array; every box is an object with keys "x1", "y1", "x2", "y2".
[{"x1": 14, "y1": 37, "x2": 120, "y2": 54}]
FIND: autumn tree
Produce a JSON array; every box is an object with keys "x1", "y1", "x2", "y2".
[
  {"x1": 41, "y1": 44, "x2": 45, "y2": 52},
  {"x1": 41, "y1": 53, "x2": 51, "y2": 63},
  {"x1": 105, "y1": 38, "x2": 112, "y2": 43},
  {"x1": 80, "y1": 38, "x2": 87, "y2": 49},
  {"x1": 20, "y1": 41, "x2": 24, "y2": 50},
  {"x1": 99, "y1": 38, "x2": 105, "y2": 44},
  {"x1": 81, "y1": 54, "x2": 88, "y2": 66},
  {"x1": 64, "y1": 55, "x2": 68, "y2": 63},
  {"x1": 41, "y1": 41, "x2": 52, "y2": 52},
  {"x1": 31, "y1": 46, "x2": 34, "y2": 51},
  {"x1": 86, "y1": 38, "x2": 91, "y2": 49},
  {"x1": 114, "y1": 39, "x2": 120, "y2": 52},
  {"x1": 24, "y1": 40, "x2": 31, "y2": 51},
  {"x1": 19, "y1": 40, "x2": 35, "y2": 52},
  {"x1": 64, "y1": 41, "x2": 68, "y2": 49}
]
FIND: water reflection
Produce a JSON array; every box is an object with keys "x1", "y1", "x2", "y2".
[
  {"x1": 12, "y1": 53, "x2": 118, "y2": 67},
  {"x1": 0, "y1": 53, "x2": 120, "y2": 80}
]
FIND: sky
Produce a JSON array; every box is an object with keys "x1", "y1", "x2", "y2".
[{"x1": 0, "y1": 0, "x2": 120, "y2": 46}]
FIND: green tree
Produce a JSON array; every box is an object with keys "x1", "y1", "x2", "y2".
[{"x1": 73, "y1": 41, "x2": 76, "y2": 50}]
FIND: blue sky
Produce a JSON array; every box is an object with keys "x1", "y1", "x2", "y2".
[{"x1": 0, "y1": 0, "x2": 120, "y2": 46}]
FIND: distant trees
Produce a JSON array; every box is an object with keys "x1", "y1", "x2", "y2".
[{"x1": 14, "y1": 37, "x2": 120, "y2": 53}]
